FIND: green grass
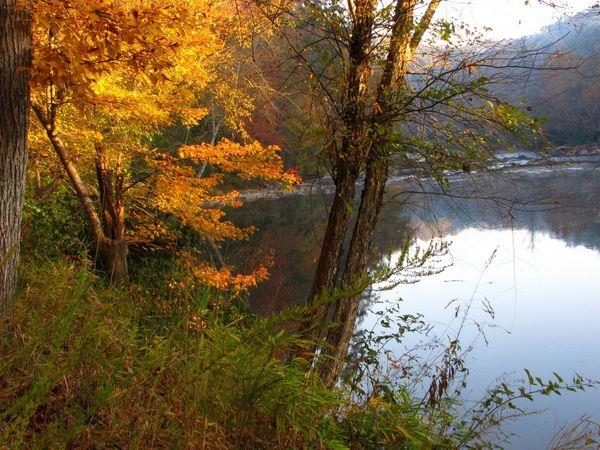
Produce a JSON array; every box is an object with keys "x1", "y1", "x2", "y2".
[
  {"x1": 0, "y1": 260, "x2": 346, "y2": 448},
  {"x1": 0, "y1": 255, "x2": 468, "y2": 449}
]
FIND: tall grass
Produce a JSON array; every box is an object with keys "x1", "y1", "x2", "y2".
[
  {"x1": 3, "y1": 255, "x2": 487, "y2": 449},
  {"x1": 0, "y1": 261, "x2": 351, "y2": 448}
]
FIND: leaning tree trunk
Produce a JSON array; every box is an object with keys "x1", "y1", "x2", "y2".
[
  {"x1": 314, "y1": 0, "x2": 442, "y2": 387},
  {"x1": 33, "y1": 106, "x2": 129, "y2": 284},
  {"x1": 318, "y1": 151, "x2": 390, "y2": 386},
  {"x1": 304, "y1": 0, "x2": 376, "y2": 327},
  {"x1": 305, "y1": 167, "x2": 358, "y2": 329},
  {"x1": 0, "y1": 1, "x2": 31, "y2": 310}
]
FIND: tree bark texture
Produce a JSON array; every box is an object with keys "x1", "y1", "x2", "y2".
[
  {"x1": 95, "y1": 142, "x2": 128, "y2": 284},
  {"x1": 306, "y1": 0, "x2": 376, "y2": 315},
  {"x1": 0, "y1": 0, "x2": 31, "y2": 310},
  {"x1": 318, "y1": 150, "x2": 390, "y2": 386}
]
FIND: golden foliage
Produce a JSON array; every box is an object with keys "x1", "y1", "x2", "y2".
[{"x1": 29, "y1": 0, "x2": 301, "y2": 291}]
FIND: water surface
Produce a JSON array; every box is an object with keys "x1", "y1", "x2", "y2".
[{"x1": 229, "y1": 164, "x2": 600, "y2": 448}]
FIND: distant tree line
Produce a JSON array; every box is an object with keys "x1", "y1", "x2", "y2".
[{"x1": 500, "y1": 8, "x2": 600, "y2": 146}]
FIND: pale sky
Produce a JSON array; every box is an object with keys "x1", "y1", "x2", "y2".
[{"x1": 436, "y1": 0, "x2": 597, "y2": 39}]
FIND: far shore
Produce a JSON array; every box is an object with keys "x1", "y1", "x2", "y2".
[{"x1": 223, "y1": 147, "x2": 600, "y2": 205}]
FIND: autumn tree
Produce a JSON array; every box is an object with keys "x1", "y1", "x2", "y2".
[
  {"x1": 0, "y1": 0, "x2": 31, "y2": 309},
  {"x1": 29, "y1": 0, "x2": 299, "y2": 286}
]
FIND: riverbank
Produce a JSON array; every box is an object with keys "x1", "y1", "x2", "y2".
[{"x1": 232, "y1": 149, "x2": 600, "y2": 204}]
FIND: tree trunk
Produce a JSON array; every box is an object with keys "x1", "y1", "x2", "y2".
[
  {"x1": 33, "y1": 106, "x2": 129, "y2": 284},
  {"x1": 195, "y1": 112, "x2": 221, "y2": 179},
  {"x1": 306, "y1": 169, "x2": 358, "y2": 327},
  {"x1": 318, "y1": 152, "x2": 390, "y2": 386},
  {"x1": 33, "y1": 106, "x2": 105, "y2": 241},
  {"x1": 95, "y1": 142, "x2": 129, "y2": 284},
  {"x1": 304, "y1": 0, "x2": 376, "y2": 321},
  {"x1": 312, "y1": 0, "x2": 442, "y2": 386},
  {"x1": 0, "y1": 1, "x2": 31, "y2": 310},
  {"x1": 97, "y1": 237, "x2": 129, "y2": 284},
  {"x1": 195, "y1": 160, "x2": 209, "y2": 179}
]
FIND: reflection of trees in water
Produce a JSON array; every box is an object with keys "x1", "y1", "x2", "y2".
[
  {"x1": 230, "y1": 192, "x2": 416, "y2": 314},
  {"x1": 397, "y1": 169, "x2": 600, "y2": 252},
  {"x1": 230, "y1": 168, "x2": 600, "y2": 314},
  {"x1": 227, "y1": 195, "x2": 329, "y2": 314}
]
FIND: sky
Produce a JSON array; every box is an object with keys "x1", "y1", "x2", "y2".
[{"x1": 436, "y1": 0, "x2": 597, "y2": 39}]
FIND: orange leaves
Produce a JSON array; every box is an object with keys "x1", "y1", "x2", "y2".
[
  {"x1": 189, "y1": 264, "x2": 270, "y2": 292},
  {"x1": 151, "y1": 155, "x2": 254, "y2": 243},
  {"x1": 180, "y1": 139, "x2": 302, "y2": 187},
  {"x1": 145, "y1": 139, "x2": 298, "y2": 293}
]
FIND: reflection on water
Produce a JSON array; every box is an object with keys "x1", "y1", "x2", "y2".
[{"x1": 228, "y1": 165, "x2": 600, "y2": 448}]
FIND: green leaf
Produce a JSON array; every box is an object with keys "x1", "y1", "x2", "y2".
[
  {"x1": 524, "y1": 369, "x2": 534, "y2": 385},
  {"x1": 552, "y1": 372, "x2": 563, "y2": 383}
]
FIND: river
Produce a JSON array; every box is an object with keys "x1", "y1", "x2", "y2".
[{"x1": 228, "y1": 161, "x2": 600, "y2": 449}]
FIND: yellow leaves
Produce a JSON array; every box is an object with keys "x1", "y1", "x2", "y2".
[
  {"x1": 172, "y1": 107, "x2": 209, "y2": 127},
  {"x1": 30, "y1": 0, "x2": 230, "y2": 107},
  {"x1": 90, "y1": 75, "x2": 171, "y2": 128},
  {"x1": 29, "y1": 0, "x2": 298, "y2": 294},
  {"x1": 368, "y1": 396, "x2": 385, "y2": 408},
  {"x1": 30, "y1": 0, "x2": 234, "y2": 162}
]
